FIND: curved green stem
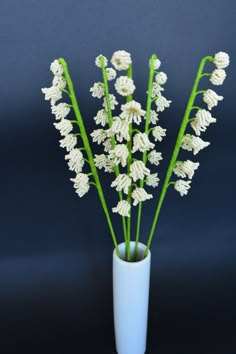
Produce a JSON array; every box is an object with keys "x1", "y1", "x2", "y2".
[
  {"x1": 144, "y1": 55, "x2": 214, "y2": 257},
  {"x1": 59, "y1": 58, "x2": 120, "y2": 257}
]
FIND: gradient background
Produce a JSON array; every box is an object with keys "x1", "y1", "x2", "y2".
[{"x1": 0, "y1": 0, "x2": 235, "y2": 353}]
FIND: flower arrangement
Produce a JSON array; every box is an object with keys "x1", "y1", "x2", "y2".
[{"x1": 42, "y1": 50, "x2": 230, "y2": 261}]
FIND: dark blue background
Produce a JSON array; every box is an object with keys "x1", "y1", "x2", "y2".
[{"x1": 0, "y1": 0, "x2": 235, "y2": 353}]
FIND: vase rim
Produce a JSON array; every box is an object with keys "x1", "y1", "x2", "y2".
[{"x1": 113, "y1": 241, "x2": 151, "y2": 266}]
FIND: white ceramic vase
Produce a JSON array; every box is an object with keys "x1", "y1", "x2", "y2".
[{"x1": 113, "y1": 241, "x2": 151, "y2": 354}]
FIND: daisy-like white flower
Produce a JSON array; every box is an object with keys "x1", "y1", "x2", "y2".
[
  {"x1": 114, "y1": 76, "x2": 136, "y2": 96},
  {"x1": 214, "y1": 52, "x2": 230, "y2": 69},
  {"x1": 210, "y1": 69, "x2": 226, "y2": 86},
  {"x1": 102, "y1": 94, "x2": 118, "y2": 110},
  {"x1": 90, "y1": 82, "x2": 104, "y2": 98},
  {"x1": 41, "y1": 86, "x2": 62, "y2": 105},
  {"x1": 90, "y1": 129, "x2": 107, "y2": 145},
  {"x1": 181, "y1": 135, "x2": 210, "y2": 155},
  {"x1": 106, "y1": 68, "x2": 117, "y2": 81},
  {"x1": 109, "y1": 144, "x2": 129, "y2": 167},
  {"x1": 111, "y1": 50, "x2": 132, "y2": 71},
  {"x1": 103, "y1": 138, "x2": 113, "y2": 152},
  {"x1": 54, "y1": 119, "x2": 73, "y2": 136},
  {"x1": 155, "y1": 95, "x2": 172, "y2": 112},
  {"x1": 146, "y1": 173, "x2": 160, "y2": 187},
  {"x1": 120, "y1": 100, "x2": 146, "y2": 125},
  {"x1": 132, "y1": 133, "x2": 155, "y2": 153},
  {"x1": 155, "y1": 72, "x2": 167, "y2": 85},
  {"x1": 94, "y1": 109, "x2": 109, "y2": 127},
  {"x1": 130, "y1": 160, "x2": 150, "y2": 182},
  {"x1": 132, "y1": 187, "x2": 153, "y2": 206},
  {"x1": 203, "y1": 89, "x2": 223, "y2": 110},
  {"x1": 152, "y1": 126, "x2": 167, "y2": 142},
  {"x1": 173, "y1": 160, "x2": 199, "y2": 179},
  {"x1": 109, "y1": 117, "x2": 130, "y2": 142},
  {"x1": 111, "y1": 174, "x2": 131, "y2": 194},
  {"x1": 174, "y1": 180, "x2": 191, "y2": 197},
  {"x1": 151, "y1": 58, "x2": 161, "y2": 70},
  {"x1": 150, "y1": 110, "x2": 159, "y2": 124},
  {"x1": 190, "y1": 109, "x2": 216, "y2": 136},
  {"x1": 70, "y1": 173, "x2": 90, "y2": 198},
  {"x1": 151, "y1": 83, "x2": 164, "y2": 98},
  {"x1": 52, "y1": 75, "x2": 67, "y2": 89},
  {"x1": 51, "y1": 103, "x2": 70, "y2": 120},
  {"x1": 148, "y1": 150, "x2": 163, "y2": 166},
  {"x1": 65, "y1": 148, "x2": 84, "y2": 173},
  {"x1": 94, "y1": 154, "x2": 113, "y2": 173},
  {"x1": 95, "y1": 54, "x2": 108, "y2": 68},
  {"x1": 59, "y1": 134, "x2": 77, "y2": 152},
  {"x1": 50, "y1": 59, "x2": 64, "y2": 76},
  {"x1": 112, "y1": 200, "x2": 131, "y2": 217}
]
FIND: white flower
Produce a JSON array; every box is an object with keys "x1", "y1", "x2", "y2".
[
  {"x1": 120, "y1": 100, "x2": 146, "y2": 125},
  {"x1": 109, "y1": 144, "x2": 129, "y2": 167},
  {"x1": 112, "y1": 200, "x2": 131, "y2": 217},
  {"x1": 181, "y1": 135, "x2": 210, "y2": 155},
  {"x1": 111, "y1": 174, "x2": 131, "y2": 194},
  {"x1": 150, "y1": 110, "x2": 159, "y2": 124},
  {"x1": 59, "y1": 134, "x2": 77, "y2": 152},
  {"x1": 203, "y1": 89, "x2": 223, "y2": 110},
  {"x1": 148, "y1": 150, "x2": 163, "y2": 166},
  {"x1": 41, "y1": 86, "x2": 62, "y2": 105},
  {"x1": 174, "y1": 180, "x2": 191, "y2": 197},
  {"x1": 94, "y1": 154, "x2": 113, "y2": 173},
  {"x1": 151, "y1": 58, "x2": 161, "y2": 70},
  {"x1": 106, "y1": 67, "x2": 117, "y2": 81},
  {"x1": 70, "y1": 173, "x2": 90, "y2": 198},
  {"x1": 173, "y1": 160, "x2": 199, "y2": 179},
  {"x1": 103, "y1": 138, "x2": 113, "y2": 152},
  {"x1": 155, "y1": 95, "x2": 171, "y2": 112},
  {"x1": 132, "y1": 188, "x2": 153, "y2": 206},
  {"x1": 65, "y1": 148, "x2": 84, "y2": 173},
  {"x1": 190, "y1": 109, "x2": 216, "y2": 136},
  {"x1": 130, "y1": 161, "x2": 150, "y2": 182},
  {"x1": 214, "y1": 52, "x2": 230, "y2": 69},
  {"x1": 146, "y1": 173, "x2": 160, "y2": 187},
  {"x1": 50, "y1": 59, "x2": 64, "y2": 76},
  {"x1": 94, "y1": 109, "x2": 109, "y2": 127},
  {"x1": 51, "y1": 103, "x2": 70, "y2": 120},
  {"x1": 109, "y1": 117, "x2": 130, "y2": 142},
  {"x1": 95, "y1": 54, "x2": 108, "y2": 68},
  {"x1": 90, "y1": 82, "x2": 104, "y2": 98},
  {"x1": 54, "y1": 119, "x2": 73, "y2": 136},
  {"x1": 102, "y1": 94, "x2": 118, "y2": 110},
  {"x1": 151, "y1": 83, "x2": 164, "y2": 98},
  {"x1": 155, "y1": 72, "x2": 167, "y2": 85},
  {"x1": 210, "y1": 69, "x2": 226, "y2": 86},
  {"x1": 111, "y1": 50, "x2": 132, "y2": 71},
  {"x1": 52, "y1": 75, "x2": 66, "y2": 89},
  {"x1": 114, "y1": 76, "x2": 136, "y2": 96},
  {"x1": 91, "y1": 129, "x2": 107, "y2": 144},
  {"x1": 132, "y1": 133, "x2": 155, "y2": 153},
  {"x1": 152, "y1": 126, "x2": 166, "y2": 142}
]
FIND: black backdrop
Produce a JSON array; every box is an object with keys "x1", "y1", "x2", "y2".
[{"x1": 0, "y1": 0, "x2": 235, "y2": 353}]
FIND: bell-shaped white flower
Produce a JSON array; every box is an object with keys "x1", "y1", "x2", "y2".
[
  {"x1": 109, "y1": 117, "x2": 130, "y2": 142},
  {"x1": 51, "y1": 103, "x2": 70, "y2": 120},
  {"x1": 115, "y1": 76, "x2": 136, "y2": 96},
  {"x1": 103, "y1": 138, "x2": 113, "y2": 152},
  {"x1": 50, "y1": 59, "x2": 64, "y2": 76},
  {"x1": 59, "y1": 134, "x2": 77, "y2": 152},
  {"x1": 155, "y1": 72, "x2": 167, "y2": 85},
  {"x1": 91, "y1": 129, "x2": 107, "y2": 145},
  {"x1": 148, "y1": 150, "x2": 163, "y2": 166},
  {"x1": 132, "y1": 187, "x2": 153, "y2": 206},
  {"x1": 120, "y1": 100, "x2": 146, "y2": 125},
  {"x1": 52, "y1": 75, "x2": 66, "y2": 89},
  {"x1": 94, "y1": 154, "x2": 113, "y2": 173},
  {"x1": 152, "y1": 126, "x2": 166, "y2": 142},
  {"x1": 173, "y1": 160, "x2": 199, "y2": 179},
  {"x1": 65, "y1": 148, "x2": 84, "y2": 173},
  {"x1": 54, "y1": 119, "x2": 73, "y2": 136},
  {"x1": 150, "y1": 110, "x2": 159, "y2": 124},
  {"x1": 111, "y1": 50, "x2": 132, "y2": 71},
  {"x1": 203, "y1": 89, "x2": 223, "y2": 110},
  {"x1": 102, "y1": 94, "x2": 118, "y2": 110},
  {"x1": 210, "y1": 69, "x2": 226, "y2": 86},
  {"x1": 214, "y1": 52, "x2": 230, "y2": 69},
  {"x1": 90, "y1": 82, "x2": 104, "y2": 98},
  {"x1": 181, "y1": 135, "x2": 210, "y2": 155},
  {"x1": 146, "y1": 173, "x2": 160, "y2": 187},
  {"x1": 109, "y1": 144, "x2": 129, "y2": 167},
  {"x1": 151, "y1": 58, "x2": 161, "y2": 70},
  {"x1": 112, "y1": 200, "x2": 131, "y2": 217},
  {"x1": 190, "y1": 109, "x2": 216, "y2": 136},
  {"x1": 94, "y1": 109, "x2": 109, "y2": 127},
  {"x1": 174, "y1": 179, "x2": 191, "y2": 197},
  {"x1": 111, "y1": 174, "x2": 131, "y2": 194},
  {"x1": 41, "y1": 86, "x2": 62, "y2": 105},
  {"x1": 155, "y1": 95, "x2": 171, "y2": 112},
  {"x1": 132, "y1": 133, "x2": 155, "y2": 153},
  {"x1": 151, "y1": 83, "x2": 164, "y2": 98},
  {"x1": 70, "y1": 173, "x2": 90, "y2": 198},
  {"x1": 130, "y1": 160, "x2": 150, "y2": 182},
  {"x1": 106, "y1": 68, "x2": 117, "y2": 81},
  {"x1": 95, "y1": 55, "x2": 108, "y2": 68}
]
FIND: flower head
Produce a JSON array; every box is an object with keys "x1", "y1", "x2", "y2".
[
  {"x1": 114, "y1": 76, "x2": 136, "y2": 96},
  {"x1": 109, "y1": 144, "x2": 129, "y2": 167},
  {"x1": 103, "y1": 138, "x2": 113, "y2": 152},
  {"x1": 151, "y1": 58, "x2": 161, "y2": 70},
  {"x1": 112, "y1": 200, "x2": 131, "y2": 217},
  {"x1": 102, "y1": 94, "x2": 118, "y2": 110},
  {"x1": 151, "y1": 83, "x2": 164, "y2": 98},
  {"x1": 152, "y1": 126, "x2": 166, "y2": 142},
  {"x1": 120, "y1": 100, "x2": 146, "y2": 125},
  {"x1": 155, "y1": 72, "x2": 167, "y2": 85},
  {"x1": 70, "y1": 173, "x2": 90, "y2": 197},
  {"x1": 174, "y1": 180, "x2": 191, "y2": 197},
  {"x1": 150, "y1": 110, "x2": 159, "y2": 124},
  {"x1": 65, "y1": 148, "x2": 84, "y2": 173},
  {"x1": 95, "y1": 55, "x2": 108, "y2": 68},
  {"x1": 214, "y1": 52, "x2": 230, "y2": 69},
  {"x1": 155, "y1": 95, "x2": 171, "y2": 112},
  {"x1": 203, "y1": 89, "x2": 223, "y2": 110},
  {"x1": 90, "y1": 82, "x2": 104, "y2": 98},
  {"x1": 210, "y1": 69, "x2": 226, "y2": 86},
  {"x1": 106, "y1": 67, "x2": 117, "y2": 81},
  {"x1": 41, "y1": 86, "x2": 62, "y2": 105},
  {"x1": 190, "y1": 109, "x2": 216, "y2": 136},
  {"x1": 50, "y1": 59, "x2": 64, "y2": 76},
  {"x1": 111, "y1": 50, "x2": 132, "y2": 71},
  {"x1": 173, "y1": 160, "x2": 199, "y2": 179},
  {"x1": 111, "y1": 174, "x2": 131, "y2": 194},
  {"x1": 130, "y1": 160, "x2": 150, "y2": 182},
  {"x1": 51, "y1": 103, "x2": 70, "y2": 120},
  {"x1": 146, "y1": 173, "x2": 160, "y2": 188},
  {"x1": 148, "y1": 150, "x2": 163, "y2": 166},
  {"x1": 94, "y1": 109, "x2": 109, "y2": 127},
  {"x1": 52, "y1": 75, "x2": 66, "y2": 89},
  {"x1": 54, "y1": 119, "x2": 73, "y2": 136},
  {"x1": 94, "y1": 154, "x2": 113, "y2": 173},
  {"x1": 182, "y1": 135, "x2": 210, "y2": 155},
  {"x1": 132, "y1": 133, "x2": 155, "y2": 153},
  {"x1": 132, "y1": 188, "x2": 153, "y2": 206},
  {"x1": 59, "y1": 134, "x2": 77, "y2": 152},
  {"x1": 109, "y1": 117, "x2": 130, "y2": 142},
  {"x1": 91, "y1": 129, "x2": 107, "y2": 145}
]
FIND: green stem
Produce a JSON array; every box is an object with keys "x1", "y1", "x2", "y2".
[
  {"x1": 59, "y1": 58, "x2": 120, "y2": 257},
  {"x1": 134, "y1": 54, "x2": 157, "y2": 260},
  {"x1": 144, "y1": 55, "x2": 214, "y2": 257}
]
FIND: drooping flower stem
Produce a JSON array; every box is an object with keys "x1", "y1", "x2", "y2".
[
  {"x1": 58, "y1": 58, "x2": 120, "y2": 257},
  {"x1": 134, "y1": 54, "x2": 157, "y2": 259},
  {"x1": 144, "y1": 55, "x2": 214, "y2": 257},
  {"x1": 99, "y1": 57, "x2": 128, "y2": 246}
]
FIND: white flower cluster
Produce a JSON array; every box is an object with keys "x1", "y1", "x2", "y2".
[{"x1": 42, "y1": 59, "x2": 90, "y2": 199}]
